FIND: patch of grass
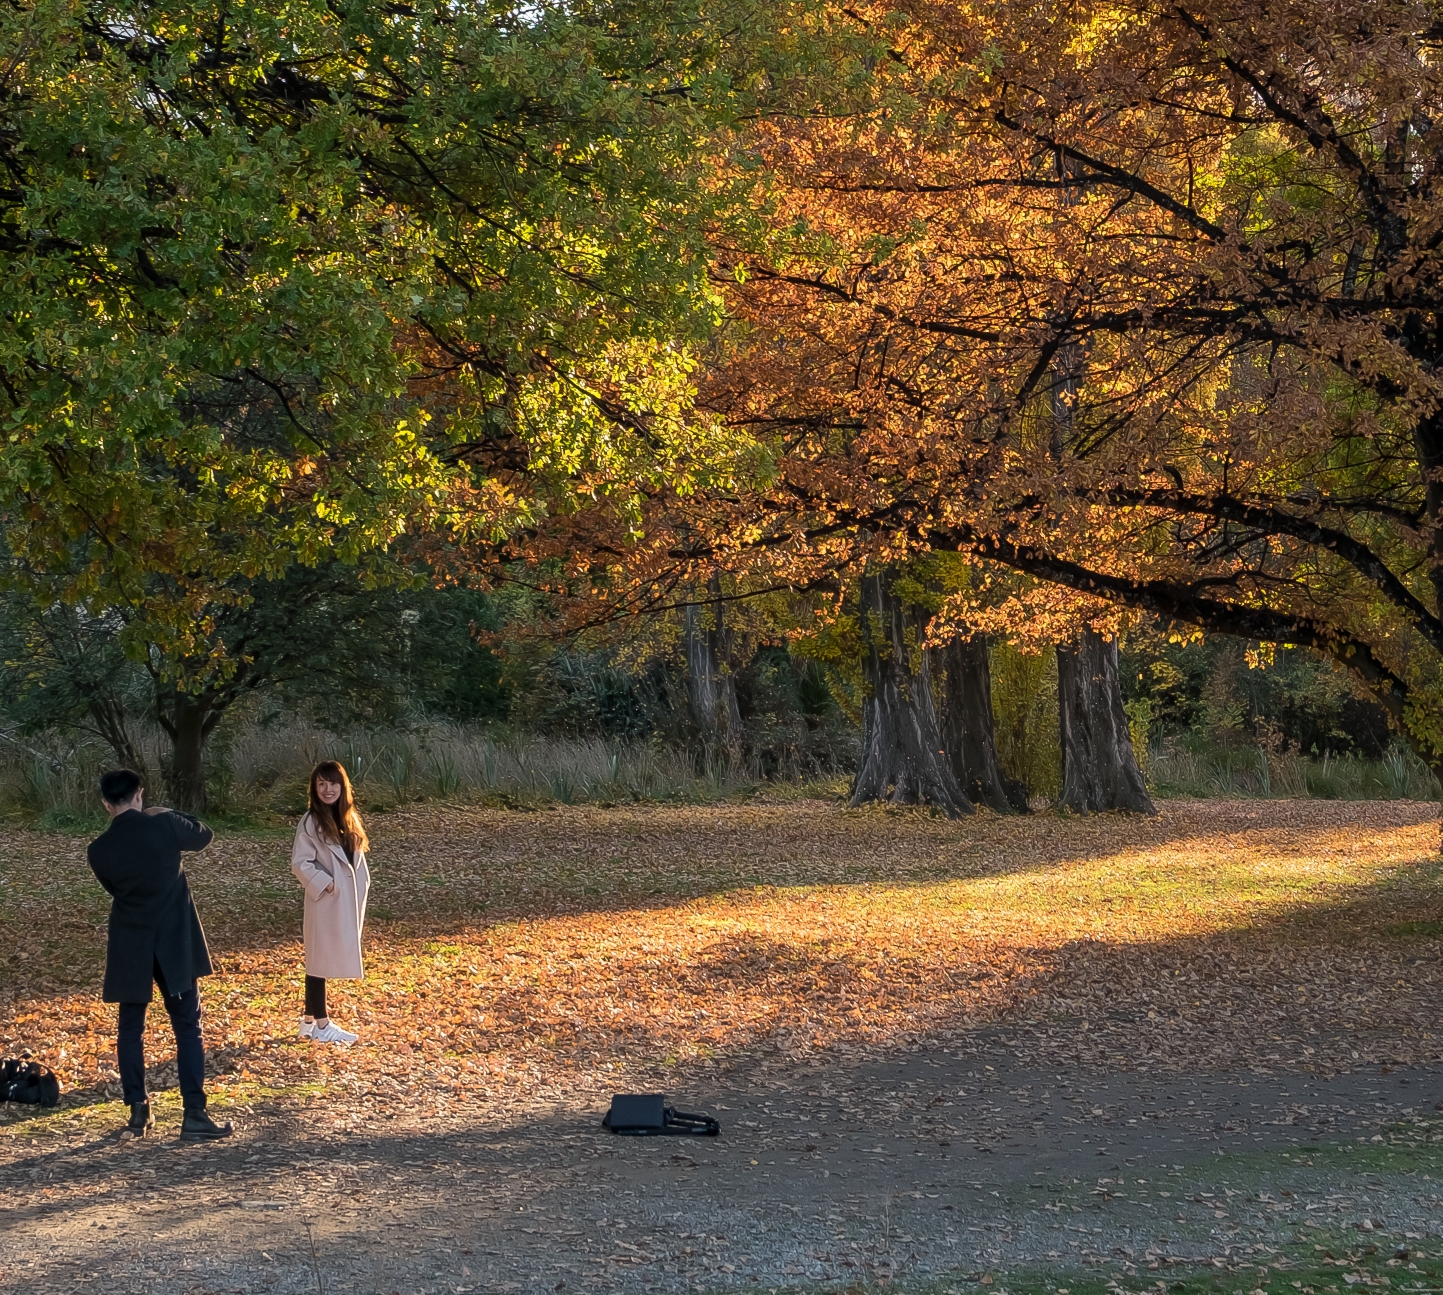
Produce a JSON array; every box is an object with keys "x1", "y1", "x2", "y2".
[
  {"x1": 726, "y1": 1154, "x2": 1443, "y2": 1295},
  {"x1": 1149, "y1": 739, "x2": 1440, "y2": 803},
  {"x1": 939, "y1": 1246, "x2": 1441, "y2": 1295},
  {"x1": 34, "y1": 805, "x2": 107, "y2": 834},
  {"x1": 201, "y1": 809, "x2": 293, "y2": 835},
  {"x1": 0, "y1": 717, "x2": 845, "y2": 824},
  {"x1": 718, "y1": 1247, "x2": 1441, "y2": 1295},
  {"x1": 1382, "y1": 919, "x2": 1443, "y2": 940},
  {"x1": 1252, "y1": 1136, "x2": 1443, "y2": 1174}
]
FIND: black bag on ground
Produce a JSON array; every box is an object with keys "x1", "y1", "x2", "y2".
[
  {"x1": 602, "y1": 1093, "x2": 719, "y2": 1136},
  {"x1": 1, "y1": 1059, "x2": 60, "y2": 1107}
]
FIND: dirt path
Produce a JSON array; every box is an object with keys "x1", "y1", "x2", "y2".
[{"x1": 5, "y1": 1034, "x2": 1442, "y2": 1293}]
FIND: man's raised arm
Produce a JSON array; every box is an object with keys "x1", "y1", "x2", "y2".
[{"x1": 148, "y1": 807, "x2": 215, "y2": 852}]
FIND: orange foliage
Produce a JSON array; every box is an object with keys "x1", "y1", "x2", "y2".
[{"x1": 521, "y1": 0, "x2": 1443, "y2": 771}]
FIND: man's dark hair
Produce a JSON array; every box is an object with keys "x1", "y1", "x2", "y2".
[{"x1": 99, "y1": 769, "x2": 143, "y2": 805}]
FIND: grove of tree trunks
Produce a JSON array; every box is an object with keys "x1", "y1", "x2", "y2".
[{"x1": 682, "y1": 0, "x2": 1443, "y2": 831}]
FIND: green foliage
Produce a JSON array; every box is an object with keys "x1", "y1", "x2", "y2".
[
  {"x1": 734, "y1": 645, "x2": 853, "y2": 779},
  {"x1": 991, "y1": 641, "x2": 1060, "y2": 800},
  {"x1": 0, "y1": 593, "x2": 145, "y2": 748},
  {"x1": 505, "y1": 641, "x2": 853, "y2": 779},
  {"x1": 0, "y1": 0, "x2": 774, "y2": 662},
  {"x1": 789, "y1": 612, "x2": 867, "y2": 722},
  {"x1": 511, "y1": 650, "x2": 659, "y2": 739},
  {"x1": 33, "y1": 805, "x2": 107, "y2": 834},
  {"x1": 377, "y1": 586, "x2": 520, "y2": 725},
  {"x1": 0, "y1": 565, "x2": 537, "y2": 804},
  {"x1": 1120, "y1": 630, "x2": 1395, "y2": 759},
  {"x1": 1123, "y1": 696, "x2": 1152, "y2": 778}
]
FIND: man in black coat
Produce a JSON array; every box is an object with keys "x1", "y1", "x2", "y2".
[{"x1": 88, "y1": 769, "x2": 233, "y2": 1141}]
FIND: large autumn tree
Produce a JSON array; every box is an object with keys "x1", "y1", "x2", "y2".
[
  {"x1": 672, "y1": 0, "x2": 1443, "y2": 807},
  {"x1": 0, "y1": 0, "x2": 784, "y2": 803}
]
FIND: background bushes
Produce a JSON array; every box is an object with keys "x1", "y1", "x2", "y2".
[{"x1": 0, "y1": 584, "x2": 1432, "y2": 819}]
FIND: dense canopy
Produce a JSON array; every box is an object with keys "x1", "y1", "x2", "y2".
[
  {"x1": 651, "y1": 0, "x2": 1443, "y2": 775},
  {"x1": 0, "y1": 0, "x2": 774, "y2": 659},
  {"x1": 10, "y1": 0, "x2": 1443, "y2": 805}
]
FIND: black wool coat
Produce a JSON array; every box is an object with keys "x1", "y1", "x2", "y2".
[{"x1": 87, "y1": 809, "x2": 216, "y2": 1003}]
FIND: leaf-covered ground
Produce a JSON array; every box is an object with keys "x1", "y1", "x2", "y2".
[
  {"x1": 3, "y1": 798, "x2": 1443, "y2": 1295},
  {"x1": 3, "y1": 798, "x2": 1440, "y2": 1119}
]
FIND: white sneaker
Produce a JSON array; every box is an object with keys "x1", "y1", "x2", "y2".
[
  {"x1": 310, "y1": 1021, "x2": 358, "y2": 1045},
  {"x1": 299, "y1": 1018, "x2": 315, "y2": 1040}
]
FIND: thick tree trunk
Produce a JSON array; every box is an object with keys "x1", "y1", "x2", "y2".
[
  {"x1": 1044, "y1": 187, "x2": 1154, "y2": 816},
  {"x1": 1412, "y1": 409, "x2": 1443, "y2": 851},
  {"x1": 158, "y1": 691, "x2": 211, "y2": 812},
  {"x1": 683, "y1": 575, "x2": 742, "y2": 757},
  {"x1": 850, "y1": 571, "x2": 972, "y2": 817},
  {"x1": 1056, "y1": 629, "x2": 1156, "y2": 814},
  {"x1": 937, "y1": 634, "x2": 1028, "y2": 813}
]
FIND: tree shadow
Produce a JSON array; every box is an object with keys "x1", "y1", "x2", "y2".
[{"x1": 6, "y1": 857, "x2": 1439, "y2": 1144}]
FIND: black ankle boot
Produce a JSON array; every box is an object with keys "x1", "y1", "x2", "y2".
[
  {"x1": 180, "y1": 1105, "x2": 233, "y2": 1142},
  {"x1": 124, "y1": 1101, "x2": 153, "y2": 1136}
]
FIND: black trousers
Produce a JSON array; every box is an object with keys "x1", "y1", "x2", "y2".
[
  {"x1": 117, "y1": 959, "x2": 205, "y2": 1109},
  {"x1": 304, "y1": 975, "x2": 327, "y2": 1019}
]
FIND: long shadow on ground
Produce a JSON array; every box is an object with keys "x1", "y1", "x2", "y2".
[
  {"x1": 4, "y1": 1031, "x2": 1443, "y2": 1294},
  {"x1": 8, "y1": 842, "x2": 1443, "y2": 1125}
]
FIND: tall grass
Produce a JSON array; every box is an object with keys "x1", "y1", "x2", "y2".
[
  {"x1": 0, "y1": 724, "x2": 174, "y2": 827},
  {"x1": 1147, "y1": 736, "x2": 1440, "y2": 801},
  {"x1": 0, "y1": 718, "x2": 775, "y2": 822},
  {"x1": 1, "y1": 714, "x2": 1437, "y2": 825},
  {"x1": 223, "y1": 718, "x2": 768, "y2": 811}
]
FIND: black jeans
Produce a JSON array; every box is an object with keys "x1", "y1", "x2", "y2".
[
  {"x1": 304, "y1": 975, "x2": 327, "y2": 1019},
  {"x1": 117, "y1": 959, "x2": 205, "y2": 1110}
]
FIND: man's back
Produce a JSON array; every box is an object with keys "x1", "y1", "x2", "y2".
[
  {"x1": 88, "y1": 809, "x2": 215, "y2": 1004},
  {"x1": 89, "y1": 810, "x2": 212, "y2": 916}
]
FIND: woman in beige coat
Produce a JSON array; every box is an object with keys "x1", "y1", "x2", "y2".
[{"x1": 290, "y1": 761, "x2": 371, "y2": 1045}]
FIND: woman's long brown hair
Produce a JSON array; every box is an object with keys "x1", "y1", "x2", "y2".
[{"x1": 308, "y1": 761, "x2": 370, "y2": 854}]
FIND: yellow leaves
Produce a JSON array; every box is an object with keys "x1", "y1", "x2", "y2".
[
  {"x1": 1246, "y1": 642, "x2": 1278, "y2": 669},
  {"x1": 1061, "y1": 4, "x2": 1160, "y2": 61}
]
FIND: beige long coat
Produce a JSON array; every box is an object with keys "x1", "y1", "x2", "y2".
[{"x1": 290, "y1": 811, "x2": 371, "y2": 980}]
